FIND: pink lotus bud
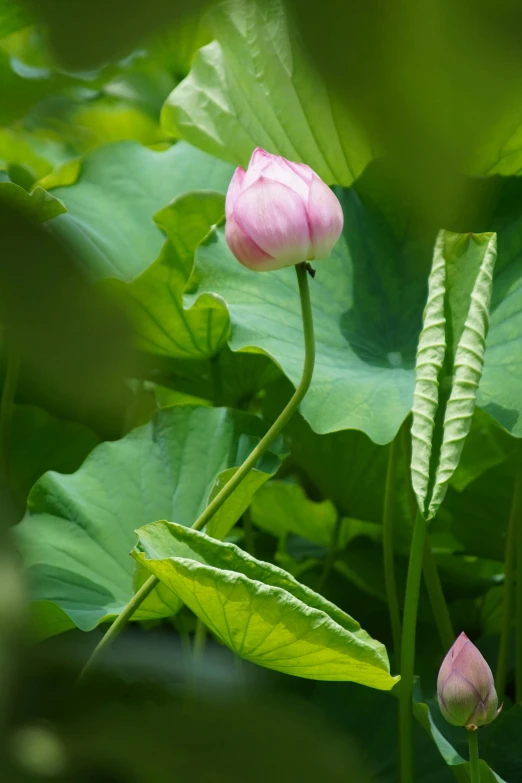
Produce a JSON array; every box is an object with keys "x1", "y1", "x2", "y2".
[
  {"x1": 225, "y1": 147, "x2": 344, "y2": 271},
  {"x1": 437, "y1": 632, "x2": 501, "y2": 729}
]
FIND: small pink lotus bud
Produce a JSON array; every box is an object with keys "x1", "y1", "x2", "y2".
[
  {"x1": 225, "y1": 147, "x2": 344, "y2": 271},
  {"x1": 437, "y1": 632, "x2": 501, "y2": 729}
]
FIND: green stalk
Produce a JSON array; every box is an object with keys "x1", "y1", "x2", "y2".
[
  {"x1": 422, "y1": 539, "x2": 454, "y2": 651},
  {"x1": 401, "y1": 422, "x2": 454, "y2": 652},
  {"x1": 79, "y1": 263, "x2": 315, "y2": 679},
  {"x1": 382, "y1": 435, "x2": 402, "y2": 666},
  {"x1": 78, "y1": 574, "x2": 158, "y2": 681},
  {"x1": 399, "y1": 509, "x2": 428, "y2": 783},
  {"x1": 496, "y1": 447, "x2": 522, "y2": 702},
  {"x1": 467, "y1": 730, "x2": 481, "y2": 783},
  {"x1": 0, "y1": 341, "x2": 20, "y2": 479},
  {"x1": 318, "y1": 515, "x2": 342, "y2": 593},
  {"x1": 515, "y1": 448, "x2": 522, "y2": 703}
]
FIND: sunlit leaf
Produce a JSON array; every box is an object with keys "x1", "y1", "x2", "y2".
[{"x1": 133, "y1": 519, "x2": 398, "y2": 689}]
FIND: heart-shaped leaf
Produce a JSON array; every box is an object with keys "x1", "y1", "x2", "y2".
[
  {"x1": 14, "y1": 405, "x2": 285, "y2": 638},
  {"x1": 133, "y1": 519, "x2": 398, "y2": 689},
  {"x1": 48, "y1": 140, "x2": 234, "y2": 281},
  {"x1": 161, "y1": 0, "x2": 371, "y2": 185},
  {"x1": 411, "y1": 231, "x2": 497, "y2": 519}
]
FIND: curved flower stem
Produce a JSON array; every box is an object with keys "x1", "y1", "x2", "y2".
[
  {"x1": 78, "y1": 573, "x2": 158, "y2": 681},
  {"x1": 382, "y1": 435, "x2": 402, "y2": 667},
  {"x1": 468, "y1": 729, "x2": 481, "y2": 783},
  {"x1": 399, "y1": 509, "x2": 428, "y2": 783},
  {"x1": 496, "y1": 446, "x2": 522, "y2": 702},
  {"x1": 79, "y1": 263, "x2": 315, "y2": 680}
]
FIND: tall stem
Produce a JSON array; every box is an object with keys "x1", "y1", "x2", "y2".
[
  {"x1": 467, "y1": 730, "x2": 481, "y2": 783},
  {"x1": 0, "y1": 341, "x2": 20, "y2": 479},
  {"x1": 399, "y1": 509, "x2": 428, "y2": 783},
  {"x1": 422, "y1": 539, "x2": 454, "y2": 651},
  {"x1": 496, "y1": 447, "x2": 522, "y2": 702},
  {"x1": 383, "y1": 435, "x2": 402, "y2": 666},
  {"x1": 192, "y1": 263, "x2": 315, "y2": 532},
  {"x1": 401, "y1": 421, "x2": 453, "y2": 652},
  {"x1": 79, "y1": 263, "x2": 315, "y2": 678},
  {"x1": 319, "y1": 515, "x2": 342, "y2": 593},
  {"x1": 78, "y1": 573, "x2": 158, "y2": 681},
  {"x1": 515, "y1": 447, "x2": 522, "y2": 703}
]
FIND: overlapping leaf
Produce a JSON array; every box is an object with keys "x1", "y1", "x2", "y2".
[
  {"x1": 162, "y1": 0, "x2": 371, "y2": 185},
  {"x1": 133, "y1": 519, "x2": 398, "y2": 689},
  {"x1": 105, "y1": 191, "x2": 229, "y2": 360},
  {"x1": 14, "y1": 405, "x2": 285, "y2": 637},
  {"x1": 411, "y1": 231, "x2": 497, "y2": 519},
  {"x1": 48, "y1": 140, "x2": 234, "y2": 281}
]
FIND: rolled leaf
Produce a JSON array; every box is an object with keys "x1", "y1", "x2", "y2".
[{"x1": 411, "y1": 231, "x2": 497, "y2": 519}]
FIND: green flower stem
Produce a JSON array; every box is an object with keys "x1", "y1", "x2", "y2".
[
  {"x1": 318, "y1": 515, "x2": 342, "y2": 593},
  {"x1": 78, "y1": 573, "x2": 158, "y2": 681},
  {"x1": 0, "y1": 340, "x2": 20, "y2": 479},
  {"x1": 515, "y1": 447, "x2": 522, "y2": 703},
  {"x1": 191, "y1": 263, "x2": 315, "y2": 532},
  {"x1": 496, "y1": 446, "x2": 522, "y2": 702},
  {"x1": 401, "y1": 422, "x2": 453, "y2": 652},
  {"x1": 79, "y1": 262, "x2": 315, "y2": 680},
  {"x1": 382, "y1": 435, "x2": 402, "y2": 667},
  {"x1": 422, "y1": 539, "x2": 454, "y2": 651},
  {"x1": 399, "y1": 509, "x2": 428, "y2": 783},
  {"x1": 468, "y1": 729, "x2": 481, "y2": 783}
]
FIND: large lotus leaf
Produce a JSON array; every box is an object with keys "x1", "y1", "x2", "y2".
[
  {"x1": 161, "y1": 0, "x2": 371, "y2": 186},
  {"x1": 133, "y1": 519, "x2": 398, "y2": 689},
  {"x1": 47, "y1": 140, "x2": 234, "y2": 281},
  {"x1": 187, "y1": 179, "x2": 433, "y2": 443},
  {"x1": 105, "y1": 191, "x2": 229, "y2": 360},
  {"x1": 14, "y1": 405, "x2": 285, "y2": 637}
]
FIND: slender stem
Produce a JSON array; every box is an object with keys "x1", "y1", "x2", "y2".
[
  {"x1": 468, "y1": 729, "x2": 481, "y2": 783},
  {"x1": 192, "y1": 263, "x2": 315, "y2": 533},
  {"x1": 399, "y1": 509, "x2": 428, "y2": 783},
  {"x1": 0, "y1": 341, "x2": 20, "y2": 479},
  {"x1": 515, "y1": 447, "x2": 522, "y2": 703},
  {"x1": 193, "y1": 618, "x2": 207, "y2": 664},
  {"x1": 383, "y1": 436, "x2": 402, "y2": 666},
  {"x1": 422, "y1": 538, "x2": 454, "y2": 651},
  {"x1": 78, "y1": 574, "x2": 158, "y2": 681},
  {"x1": 319, "y1": 515, "x2": 342, "y2": 593},
  {"x1": 79, "y1": 263, "x2": 315, "y2": 678},
  {"x1": 496, "y1": 447, "x2": 522, "y2": 702},
  {"x1": 401, "y1": 421, "x2": 454, "y2": 653}
]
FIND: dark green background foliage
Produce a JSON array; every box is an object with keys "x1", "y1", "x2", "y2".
[{"x1": 1, "y1": 0, "x2": 522, "y2": 780}]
